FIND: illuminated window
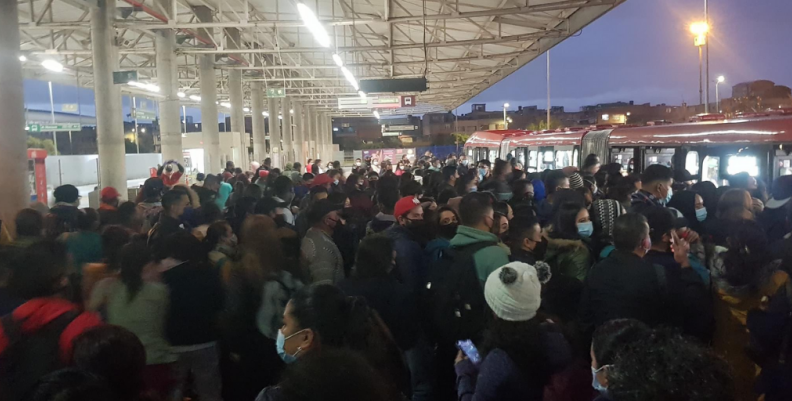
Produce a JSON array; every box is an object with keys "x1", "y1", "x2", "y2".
[
  {"x1": 543, "y1": 151, "x2": 554, "y2": 163},
  {"x1": 727, "y1": 155, "x2": 759, "y2": 177},
  {"x1": 685, "y1": 151, "x2": 700, "y2": 175},
  {"x1": 529, "y1": 150, "x2": 538, "y2": 170},
  {"x1": 702, "y1": 156, "x2": 720, "y2": 185},
  {"x1": 572, "y1": 149, "x2": 579, "y2": 167}
]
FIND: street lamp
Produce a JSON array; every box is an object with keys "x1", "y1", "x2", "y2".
[
  {"x1": 716, "y1": 75, "x2": 725, "y2": 112},
  {"x1": 503, "y1": 103, "x2": 510, "y2": 129},
  {"x1": 690, "y1": 22, "x2": 709, "y2": 112}
]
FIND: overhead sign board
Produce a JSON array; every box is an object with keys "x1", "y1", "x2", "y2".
[
  {"x1": 266, "y1": 88, "x2": 286, "y2": 98},
  {"x1": 401, "y1": 96, "x2": 416, "y2": 108},
  {"x1": 27, "y1": 123, "x2": 82, "y2": 132},
  {"x1": 338, "y1": 95, "x2": 403, "y2": 110},
  {"x1": 113, "y1": 70, "x2": 138, "y2": 84},
  {"x1": 134, "y1": 109, "x2": 157, "y2": 120},
  {"x1": 61, "y1": 104, "x2": 79, "y2": 113},
  {"x1": 382, "y1": 132, "x2": 400, "y2": 137},
  {"x1": 384, "y1": 125, "x2": 418, "y2": 132}
]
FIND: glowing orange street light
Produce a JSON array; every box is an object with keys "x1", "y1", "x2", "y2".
[{"x1": 690, "y1": 22, "x2": 709, "y2": 36}]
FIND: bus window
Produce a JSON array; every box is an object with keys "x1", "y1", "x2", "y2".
[
  {"x1": 542, "y1": 150, "x2": 555, "y2": 170},
  {"x1": 727, "y1": 155, "x2": 759, "y2": 177},
  {"x1": 777, "y1": 158, "x2": 792, "y2": 177},
  {"x1": 528, "y1": 150, "x2": 538, "y2": 172},
  {"x1": 489, "y1": 149, "x2": 499, "y2": 163},
  {"x1": 611, "y1": 148, "x2": 634, "y2": 172},
  {"x1": 467, "y1": 149, "x2": 474, "y2": 158},
  {"x1": 685, "y1": 151, "x2": 700, "y2": 176},
  {"x1": 645, "y1": 148, "x2": 675, "y2": 169},
  {"x1": 572, "y1": 149, "x2": 579, "y2": 167},
  {"x1": 555, "y1": 150, "x2": 573, "y2": 168},
  {"x1": 702, "y1": 156, "x2": 720, "y2": 185}
]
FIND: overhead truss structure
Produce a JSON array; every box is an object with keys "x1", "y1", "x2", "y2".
[{"x1": 18, "y1": 0, "x2": 626, "y2": 117}]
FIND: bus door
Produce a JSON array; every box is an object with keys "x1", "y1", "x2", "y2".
[
  {"x1": 644, "y1": 147, "x2": 676, "y2": 170},
  {"x1": 773, "y1": 146, "x2": 792, "y2": 177},
  {"x1": 554, "y1": 146, "x2": 576, "y2": 170},
  {"x1": 539, "y1": 147, "x2": 555, "y2": 171},
  {"x1": 611, "y1": 147, "x2": 636, "y2": 174}
]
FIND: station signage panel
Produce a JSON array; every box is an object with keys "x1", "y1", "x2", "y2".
[
  {"x1": 338, "y1": 95, "x2": 407, "y2": 110},
  {"x1": 27, "y1": 123, "x2": 82, "y2": 132}
]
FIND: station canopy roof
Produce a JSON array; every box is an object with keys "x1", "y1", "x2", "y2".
[{"x1": 19, "y1": 0, "x2": 625, "y2": 117}]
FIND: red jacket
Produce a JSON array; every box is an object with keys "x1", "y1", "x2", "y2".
[{"x1": 0, "y1": 298, "x2": 102, "y2": 362}]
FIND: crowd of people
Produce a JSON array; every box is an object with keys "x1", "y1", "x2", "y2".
[{"x1": 1, "y1": 149, "x2": 792, "y2": 401}]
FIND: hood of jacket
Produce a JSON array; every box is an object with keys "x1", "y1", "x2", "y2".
[
  {"x1": 368, "y1": 213, "x2": 396, "y2": 233},
  {"x1": 449, "y1": 225, "x2": 500, "y2": 247}
]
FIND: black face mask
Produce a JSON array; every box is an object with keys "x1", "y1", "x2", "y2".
[
  {"x1": 531, "y1": 237, "x2": 549, "y2": 260},
  {"x1": 406, "y1": 219, "x2": 429, "y2": 239},
  {"x1": 438, "y1": 223, "x2": 459, "y2": 239}
]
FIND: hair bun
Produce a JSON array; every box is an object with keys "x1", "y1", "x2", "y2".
[{"x1": 499, "y1": 267, "x2": 518, "y2": 285}]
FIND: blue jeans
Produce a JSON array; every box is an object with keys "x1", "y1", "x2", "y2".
[{"x1": 404, "y1": 336, "x2": 436, "y2": 401}]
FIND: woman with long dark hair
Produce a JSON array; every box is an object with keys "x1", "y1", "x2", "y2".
[
  {"x1": 455, "y1": 262, "x2": 571, "y2": 401},
  {"x1": 257, "y1": 284, "x2": 408, "y2": 400},
  {"x1": 104, "y1": 241, "x2": 176, "y2": 399},
  {"x1": 667, "y1": 190, "x2": 708, "y2": 236}
]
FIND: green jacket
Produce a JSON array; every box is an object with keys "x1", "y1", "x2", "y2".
[
  {"x1": 449, "y1": 226, "x2": 511, "y2": 285},
  {"x1": 543, "y1": 235, "x2": 592, "y2": 281}
]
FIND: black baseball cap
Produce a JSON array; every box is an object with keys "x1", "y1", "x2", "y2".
[{"x1": 53, "y1": 185, "x2": 80, "y2": 204}]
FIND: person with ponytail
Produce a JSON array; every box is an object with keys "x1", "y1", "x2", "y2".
[
  {"x1": 258, "y1": 284, "x2": 408, "y2": 400},
  {"x1": 102, "y1": 241, "x2": 177, "y2": 397},
  {"x1": 455, "y1": 262, "x2": 571, "y2": 401}
]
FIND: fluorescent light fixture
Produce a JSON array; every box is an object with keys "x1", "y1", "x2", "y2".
[
  {"x1": 263, "y1": 111, "x2": 269, "y2": 117},
  {"x1": 177, "y1": 92, "x2": 186, "y2": 98},
  {"x1": 358, "y1": 91, "x2": 367, "y2": 99},
  {"x1": 333, "y1": 127, "x2": 339, "y2": 132},
  {"x1": 297, "y1": 3, "x2": 331, "y2": 48},
  {"x1": 189, "y1": 95, "x2": 201, "y2": 101},
  {"x1": 278, "y1": 115, "x2": 283, "y2": 120},
  {"x1": 243, "y1": 107, "x2": 251, "y2": 112},
  {"x1": 41, "y1": 59, "x2": 63, "y2": 72},
  {"x1": 290, "y1": 109, "x2": 294, "y2": 114},
  {"x1": 341, "y1": 67, "x2": 359, "y2": 91},
  {"x1": 128, "y1": 81, "x2": 160, "y2": 92},
  {"x1": 220, "y1": 102, "x2": 232, "y2": 108},
  {"x1": 373, "y1": 110, "x2": 380, "y2": 119},
  {"x1": 332, "y1": 54, "x2": 344, "y2": 67},
  {"x1": 19, "y1": 55, "x2": 27, "y2": 62}
]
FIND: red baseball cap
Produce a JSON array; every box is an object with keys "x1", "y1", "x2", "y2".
[
  {"x1": 394, "y1": 196, "x2": 422, "y2": 218},
  {"x1": 312, "y1": 173, "x2": 334, "y2": 187},
  {"x1": 101, "y1": 187, "x2": 120, "y2": 202}
]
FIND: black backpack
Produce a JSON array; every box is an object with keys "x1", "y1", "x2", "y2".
[
  {"x1": 0, "y1": 311, "x2": 80, "y2": 401},
  {"x1": 425, "y1": 241, "x2": 496, "y2": 343},
  {"x1": 748, "y1": 280, "x2": 792, "y2": 401}
]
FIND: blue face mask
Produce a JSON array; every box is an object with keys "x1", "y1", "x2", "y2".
[
  {"x1": 591, "y1": 366, "x2": 608, "y2": 393},
  {"x1": 478, "y1": 168, "x2": 487, "y2": 180},
  {"x1": 577, "y1": 221, "x2": 594, "y2": 238},
  {"x1": 276, "y1": 328, "x2": 305, "y2": 364},
  {"x1": 664, "y1": 186, "x2": 673, "y2": 205},
  {"x1": 696, "y1": 207, "x2": 707, "y2": 222}
]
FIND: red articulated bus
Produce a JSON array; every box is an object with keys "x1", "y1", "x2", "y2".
[{"x1": 464, "y1": 116, "x2": 792, "y2": 185}]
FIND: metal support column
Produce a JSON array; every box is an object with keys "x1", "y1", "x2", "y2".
[
  {"x1": 226, "y1": 28, "x2": 247, "y2": 169},
  {"x1": 251, "y1": 82, "x2": 265, "y2": 164},
  {"x1": 292, "y1": 102, "x2": 304, "y2": 168},
  {"x1": 194, "y1": 6, "x2": 220, "y2": 173},
  {"x1": 91, "y1": 0, "x2": 126, "y2": 193},
  {"x1": 267, "y1": 97, "x2": 281, "y2": 168},
  {"x1": 307, "y1": 106, "x2": 317, "y2": 161},
  {"x1": 0, "y1": 0, "x2": 29, "y2": 225},
  {"x1": 325, "y1": 115, "x2": 334, "y2": 162},
  {"x1": 155, "y1": 0, "x2": 182, "y2": 163},
  {"x1": 280, "y1": 97, "x2": 292, "y2": 166}
]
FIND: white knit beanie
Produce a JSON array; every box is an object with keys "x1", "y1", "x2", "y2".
[{"x1": 484, "y1": 262, "x2": 542, "y2": 322}]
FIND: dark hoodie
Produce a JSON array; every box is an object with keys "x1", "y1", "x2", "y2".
[{"x1": 366, "y1": 212, "x2": 396, "y2": 236}]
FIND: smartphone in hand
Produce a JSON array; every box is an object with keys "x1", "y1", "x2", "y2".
[{"x1": 456, "y1": 339, "x2": 481, "y2": 364}]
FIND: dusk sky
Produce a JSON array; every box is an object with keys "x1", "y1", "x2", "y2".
[{"x1": 23, "y1": 0, "x2": 792, "y2": 122}]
